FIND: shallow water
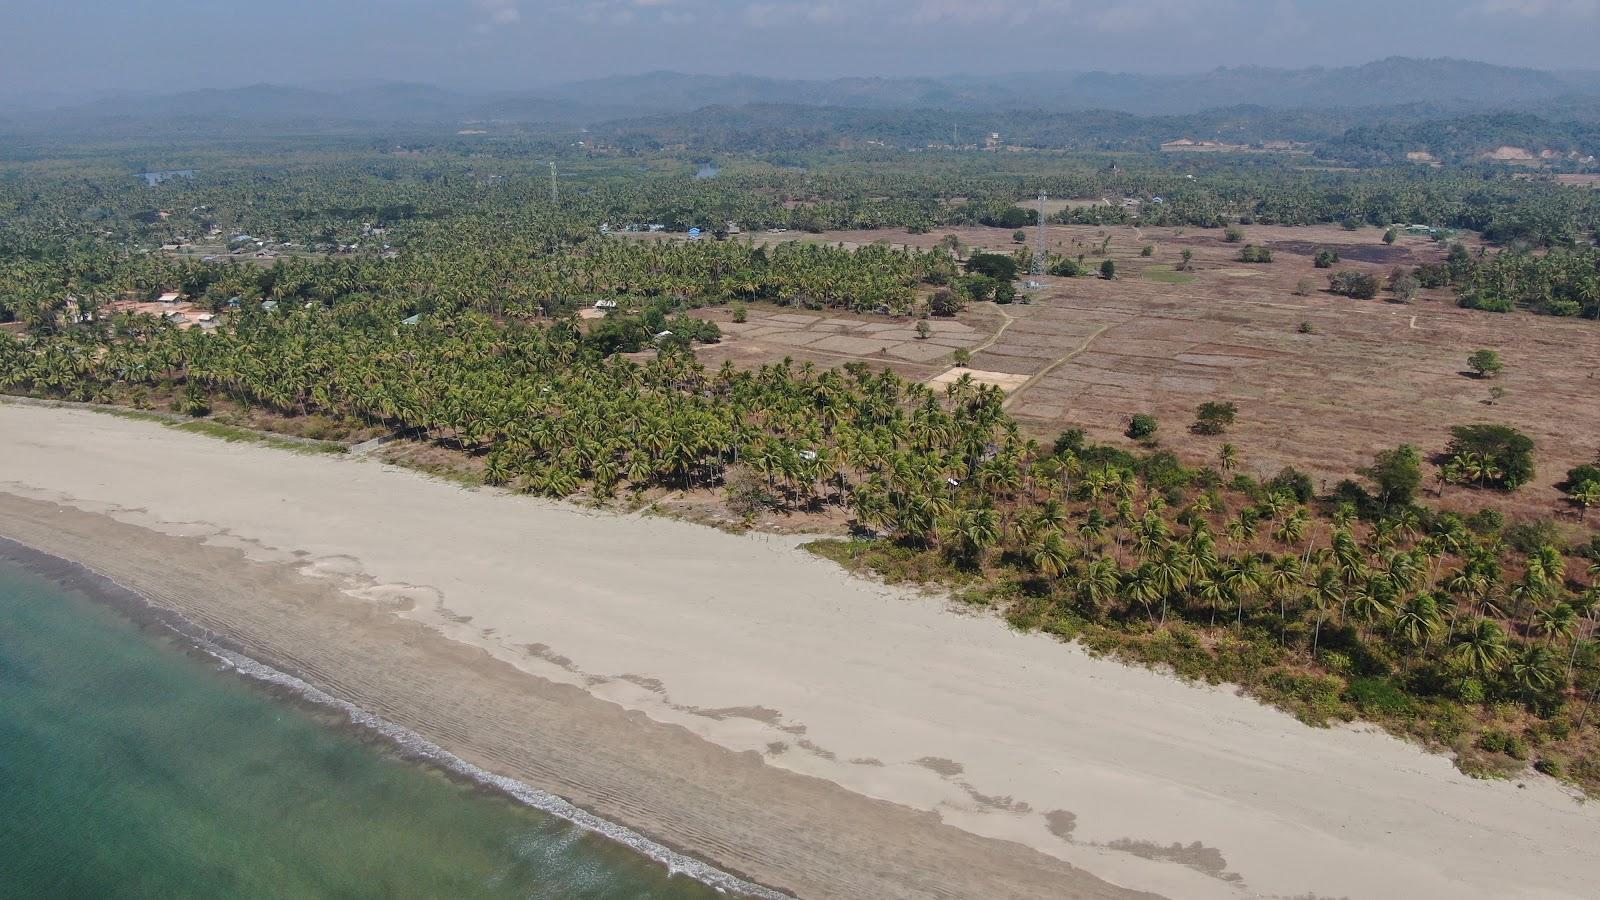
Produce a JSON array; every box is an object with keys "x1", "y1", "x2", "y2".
[{"x1": 0, "y1": 554, "x2": 721, "y2": 899}]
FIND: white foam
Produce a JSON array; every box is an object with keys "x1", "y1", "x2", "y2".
[{"x1": 199, "y1": 638, "x2": 789, "y2": 898}]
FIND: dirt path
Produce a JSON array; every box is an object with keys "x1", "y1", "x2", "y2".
[
  {"x1": 968, "y1": 302, "x2": 1020, "y2": 356},
  {"x1": 1001, "y1": 322, "x2": 1115, "y2": 410}
]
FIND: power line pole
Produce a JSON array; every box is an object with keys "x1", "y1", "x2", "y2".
[
  {"x1": 1031, "y1": 190, "x2": 1048, "y2": 277},
  {"x1": 549, "y1": 162, "x2": 558, "y2": 204}
]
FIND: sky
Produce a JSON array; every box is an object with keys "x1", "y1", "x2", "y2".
[{"x1": 2, "y1": 0, "x2": 1597, "y2": 99}]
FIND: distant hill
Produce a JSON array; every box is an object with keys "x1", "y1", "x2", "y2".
[
  {"x1": 549, "y1": 58, "x2": 1600, "y2": 116},
  {"x1": 4, "y1": 58, "x2": 1599, "y2": 156}
]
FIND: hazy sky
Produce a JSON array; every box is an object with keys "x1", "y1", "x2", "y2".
[{"x1": 3, "y1": 0, "x2": 1597, "y2": 96}]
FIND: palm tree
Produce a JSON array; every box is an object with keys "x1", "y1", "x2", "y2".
[
  {"x1": 1264, "y1": 555, "x2": 1302, "y2": 645},
  {"x1": 1568, "y1": 481, "x2": 1600, "y2": 522},
  {"x1": 1306, "y1": 566, "x2": 1343, "y2": 656},
  {"x1": 1123, "y1": 565, "x2": 1164, "y2": 623},
  {"x1": 1077, "y1": 556, "x2": 1121, "y2": 618},
  {"x1": 1027, "y1": 529, "x2": 1074, "y2": 579},
  {"x1": 1451, "y1": 619, "x2": 1511, "y2": 677},
  {"x1": 1218, "y1": 443, "x2": 1238, "y2": 472},
  {"x1": 1393, "y1": 593, "x2": 1443, "y2": 655},
  {"x1": 950, "y1": 505, "x2": 1000, "y2": 569},
  {"x1": 1509, "y1": 645, "x2": 1560, "y2": 704}
]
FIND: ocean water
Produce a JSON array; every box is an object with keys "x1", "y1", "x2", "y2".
[{"x1": 0, "y1": 552, "x2": 725, "y2": 900}]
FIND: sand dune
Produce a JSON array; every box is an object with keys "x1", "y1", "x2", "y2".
[{"x1": 3, "y1": 400, "x2": 1598, "y2": 898}]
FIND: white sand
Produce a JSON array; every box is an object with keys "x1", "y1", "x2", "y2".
[{"x1": 3, "y1": 401, "x2": 1598, "y2": 899}]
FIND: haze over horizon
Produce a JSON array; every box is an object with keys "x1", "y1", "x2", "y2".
[{"x1": 4, "y1": 0, "x2": 1598, "y2": 100}]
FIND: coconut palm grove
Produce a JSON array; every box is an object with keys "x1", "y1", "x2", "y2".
[{"x1": 3, "y1": 128, "x2": 1600, "y2": 796}]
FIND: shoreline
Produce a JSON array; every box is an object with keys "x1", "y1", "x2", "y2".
[
  {"x1": 0, "y1": 482, "x2": 1140, "y2": 899},
  {"x1": 4, "y1": 401, "x2": 1599, "y2": 899},
  {"x1": 0, "y1": 535, "x2": 786, "y2": 899}
]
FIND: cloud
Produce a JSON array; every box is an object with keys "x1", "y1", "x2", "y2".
[
  {"x1": 741, "y1": 2, "x2": 844, "y2": 27},
  {"x1": 1088, "y1": 0, "x2": 1217, "y2": 32},
  {"x1": 735, "y1": 0, "x2": 1208, "y2": 31},
  {"x1": 473, "y1": 0, "x2": 521, "y2": 31},
  {"x1": 1471, "y1": 0, "x2": 1598, "y2": 17},
  {"x1": 544, "y1": 0, "x2": 1267, "y2": 35}
]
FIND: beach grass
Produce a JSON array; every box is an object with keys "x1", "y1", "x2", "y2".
[{"x1": 173, "y1": 419, "x2": 347, "y2": 454}]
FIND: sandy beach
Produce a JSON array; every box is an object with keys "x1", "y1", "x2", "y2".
[{"x1": 3, "y1": 400, "x2": 1599, "y2": 899}]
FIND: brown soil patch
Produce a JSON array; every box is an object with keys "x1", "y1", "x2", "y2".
[{"x1": 926, "y1": 367, "x2": 1031, "y2": 393}]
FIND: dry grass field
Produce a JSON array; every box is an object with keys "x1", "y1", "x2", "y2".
[{"x1": 683, "y1": 221, "x2": 1600, "y2": 525}]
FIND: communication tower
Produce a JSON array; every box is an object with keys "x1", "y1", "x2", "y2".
[{"x1": 1030, "y1": 191, "x2": 1048, "y2": 277}]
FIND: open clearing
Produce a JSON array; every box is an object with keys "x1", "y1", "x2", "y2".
[
  {"x1": 694, "y1": 307, "x2": 992, "y2": 378},
  {"x1": 689, "y1": 221, "x2": 1600, "y2": 524},
  {"x1": 926, "y1": 367, "x2": 1031, "y2": 392}
]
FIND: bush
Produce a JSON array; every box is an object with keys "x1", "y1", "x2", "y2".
[
  {"x1": 1191, "y1": 401, "x2": 1237, "y2": 435},
  {"x1": 1477, "y1": 729, "x2": 1528, "y2": 760},
  {"x1": 965, "y1": 252, "x2": 1019, "y2": 281},
  {"x1": 1012, "y1": 230, "x2": 1027, "y2": 243},
  {"x1": 1466, "y1": 508, "x2": 1504, "y2": 534},
  {"x1": 1099, "y1": 259, "x2": 1116, "y2": 280},
  {"x1": 1140, "y1": 245, "x2": 1154, "y2": 257},
  {"x1": 1224, "y1": 226, "x2": 1245, "y2": 243},
  {"x1": 1329, "y1": 270, "x2": 1379, "y2": 300},
  {"x1": 1467, "y1": 349, "x2": 1503, "y2": 378},
  {"x1": 1442, "y1": 423, "x2": 1535, "y2": 490},
  {"x1": 1053, "y1": 428, "x2": 1087, "y2": 454},
  {"x1": 1049, "y1": 258, "x2": 1084, "y2": 277},
  {"x1": 1126, "y1": 414, "x2": 1158, "y2": 440},
  {"x1": 1319, "y1": 650, "x2": 1354, "y2": 676},
  {"x1": 730, "y1": 301, "x2": 748, "y2": 323},
  {"x1": 960, "y1": 274, "x2": 997, "y2": 302},
  {"x1": 1313, "y1": 248, "x2": 1339, "y2": 268},
  {"x1": 1563, "y1": 463, "x2": 1600, "y2": 491},
  {"x1": 1363, "y1": 444, "x2": 1422, "y2": 507},
  {"x1": 1534, "y1": 755, "x2": 1568, "y2": 779},
  {"x1": 1262, "y1": 669, "x2": 1347, "y2": 725},
  {"x1": 1415, "y1": 262, "x2": 1450, "y2": 287},
  {"x1": 1266, "y1": 467, "x2": 1316, "y2": 503},
  {"x1": 1455, "y1": 677, "x2": 1487, "y2": 704},
  {"x1": 1345, "y1": 676, "x2": 1416, "y2": 717},
  {"x1": 928, "y1": 288, "x2": 964, "y2": 317},
  {"x1": 1236, "y1": 245, "x2": 1273, "y2": 263},
  {"x1": 1504, "y1": 519, "x2": 1561, "y2": 554}
]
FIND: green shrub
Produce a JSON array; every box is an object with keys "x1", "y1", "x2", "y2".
[
  {"x1": 1262, "y1": 669, "x2": 1347, "y2": 725},
  {"x1": 1477, "y1": 729, "x2": 1529, "y2": 760},
  {"x1": 1346, "y1": 676, "x2": 1416, "y2": 717},
  {"x1": 1454, "y1": 677, "x2": 1487, "y2": 704},
  {"x1": 1534, "y1": 755, "x2": 1569, "y2": 778},
  {"x1": 1320, "y1": 652, "x2": 1354, "y2": 678},
  {"x1": 1329, "y1": 270, "x2": 1379, "y2": 300}
]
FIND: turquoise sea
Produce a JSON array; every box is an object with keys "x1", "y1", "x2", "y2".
[{"x1": 0, "y1": 548, "x2": 727, "y2": 899}]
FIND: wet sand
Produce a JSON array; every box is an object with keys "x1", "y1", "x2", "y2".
[{"x1": 3, "y1": 401, "x2": 1598, "y2": 898}]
